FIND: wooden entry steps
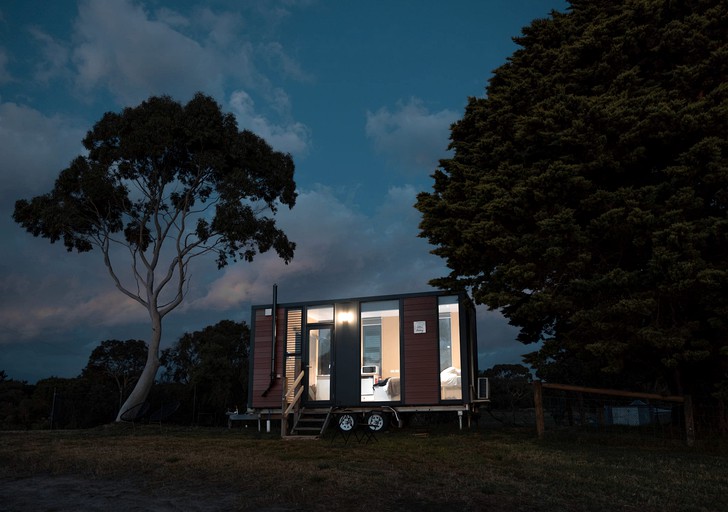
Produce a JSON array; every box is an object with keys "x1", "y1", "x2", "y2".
[{"x1": 288, "y1": 407, "x2": 332, "y2": 438}]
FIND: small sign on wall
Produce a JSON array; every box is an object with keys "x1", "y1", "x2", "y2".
[{"x1": 413, "y1": 321, "x2": 427, "y2": 334}]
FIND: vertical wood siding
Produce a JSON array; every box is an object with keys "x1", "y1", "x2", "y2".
[
  {"x1": 403, "y1": 296, "x2": 439, "y2": 404},
  {"x1": 251, "y1": 307, "x2": 285, "y2": 409}
]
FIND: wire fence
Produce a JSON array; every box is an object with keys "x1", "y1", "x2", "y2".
[{"x1": 530, "y1": 382, "x2": 728, "y2": 445}]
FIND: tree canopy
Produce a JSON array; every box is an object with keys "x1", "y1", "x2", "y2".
[
  {"x1": 416, "y1": 0, "x2": 727, "y2": 398},
  {"x1": 161, "y1": 320, "x2": 249, "y2": 421},
  {"x1": 82, "y1": 339, "x2": 147, "y2": 409},
  {"x1": 481, "y1": 364, "x2": 533, "y2": 421},
  {"x1": 13, "y1": 93, "x2": 297, "y2": 419}
]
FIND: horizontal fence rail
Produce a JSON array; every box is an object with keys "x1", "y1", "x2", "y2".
[{"x1": 533, "y1": 381, "x2": 695, "y2": 446}]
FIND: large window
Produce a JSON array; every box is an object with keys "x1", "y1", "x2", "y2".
[
  {"x1": 360, "y1": 300, "x2": 400, "y2": 402},
  {"x1": 439, "y1": 296, "x2": 462, "y2": 400},
  {"x1": 307, "y1": 305, "x2": 333, "y2": 324}
]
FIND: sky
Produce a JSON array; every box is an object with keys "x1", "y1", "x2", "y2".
[{"x1": 0, "y1": 0, "x2": 567, "y2": 384}]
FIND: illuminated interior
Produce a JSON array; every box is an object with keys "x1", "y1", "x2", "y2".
[
  {"x1": 306, "y1": 305, "x2": 333, "y2": 401},
  {"x1": 360, "y1": 300, "x2": 400, "y2": 402},
  {"x1": 439, "y1": 296, "x2": 462, "y2": 400}
]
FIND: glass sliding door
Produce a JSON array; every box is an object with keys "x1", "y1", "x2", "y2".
[
  {"x1": 439, "y1": 296, "x2": 462, "y2": 400},
  {"x1": 360, "y1": 300, "x2": 400, "y2": 402},
  {"x1": 307, "y1": 327, "x2": 332, "y2": 402},
  {"x1": 305, "y1": 305, "x2": 334, "y2": 404}
]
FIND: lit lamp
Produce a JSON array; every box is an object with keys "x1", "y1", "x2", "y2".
[{"x1": 338, "y1": 311, "x2": 353, "y2": 324}]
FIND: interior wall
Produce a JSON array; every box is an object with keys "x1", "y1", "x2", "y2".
[
  {"x1": 381, "y1": 316, "x2": 401, "y2": 378},
  {"x1": 450, "y1": 311, "x2": 461, "y2": 370}
]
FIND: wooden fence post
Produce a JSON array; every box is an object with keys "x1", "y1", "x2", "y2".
[
  {"x1": 534, "y1": 381, "x2": 545, "y2": 439},
  {"x1": 683, "y1": 395, "x2": 695, "y2": 447}
]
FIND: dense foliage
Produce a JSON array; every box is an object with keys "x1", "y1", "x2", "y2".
[
  {"x1": 416, "y1": 0, "x2": 728, "y2": 400},
  {"x1": 160, "y1": 320, "x2": 250, "y2": 424},
  {"x1": 13, "y1": 93, "x2": 296, "y2": 418},
  {"x1": 481, "y1": 364, "x2": 534, "y2": 411},
  {"x1": 0, "y1": 374, "x2": 124, "y2": 430},
  {"x1": 0, "y1": 320, "x2": 249, "y2": 429},
  {"x1": 82, "y1": 339, "x2": 147, "y2": 409}
]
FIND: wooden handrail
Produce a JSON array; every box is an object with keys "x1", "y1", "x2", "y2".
[
  {"x1": 281, "y1": 369, "x2": 306, "y2": 438},
  {"x1": 282, "y1": 370, "x2": 305, "y2": 437},
  {"x1": 285, "y1": 370, "x2": 305, "y2": 401},
  {"x1": 284, "y1": 387, "x2": 304, "y2": 416}
]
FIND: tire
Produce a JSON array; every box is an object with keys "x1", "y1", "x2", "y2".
[
  {"x1": 338, "y1": 413, "x2": 356, "y2": 432},
  {"x1": 367, "y1": 411, "x2": 389, "y2": 432}
]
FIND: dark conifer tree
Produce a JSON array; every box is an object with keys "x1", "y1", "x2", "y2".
[{"x1": 417, "y1": 0, "x2": 728, "y2": 401}]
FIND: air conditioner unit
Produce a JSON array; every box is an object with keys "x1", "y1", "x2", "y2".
[{"x1": 477, "y1": 377, "x2": 490, "y2": 400}]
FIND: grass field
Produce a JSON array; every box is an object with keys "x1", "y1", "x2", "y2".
[{"x1": 1, "y1": 423, "x2": 727, "y2": 511}]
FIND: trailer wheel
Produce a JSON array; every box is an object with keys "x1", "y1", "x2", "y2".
[
  {"x1": 338, "y1": 413, "x2": 356, "y2": 432},
  {"x1": 367, "y1": 411, "x2": 389, "y2": 432}
]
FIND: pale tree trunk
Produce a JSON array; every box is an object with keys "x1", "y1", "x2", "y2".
[
  {"x1": 116, "y1": 309, "x2": 163, "y2": 421},
  {"x1": 108, "y1": 195, "x2": 190, "y2": 422}
]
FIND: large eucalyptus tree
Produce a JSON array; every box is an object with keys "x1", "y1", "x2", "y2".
[{"x1": 14, "y1": 93, "x2": 296, "y2": 419}]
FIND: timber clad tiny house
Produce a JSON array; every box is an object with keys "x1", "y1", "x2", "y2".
[{"x1": 246, "y1": 290, "x2": 486, "y2": 436}]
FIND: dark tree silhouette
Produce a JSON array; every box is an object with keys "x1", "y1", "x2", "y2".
[
  {"x1": 417, "y1": 0, "x2": 728, "y2": 400},
  {"x1": 14, "y1": 93, "x2": 296, "y2": 419}
]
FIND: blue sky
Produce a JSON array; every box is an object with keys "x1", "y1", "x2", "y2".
[{"x1": 0, "y1": 0, "x2": 566, "y2": 383}]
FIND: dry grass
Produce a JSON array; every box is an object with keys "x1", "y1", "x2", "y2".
[{"x1": 1, "y1": 424, "x2": 727, "y2": 511}]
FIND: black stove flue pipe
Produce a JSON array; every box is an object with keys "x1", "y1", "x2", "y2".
[{"x1": 261, "y1": 283, "x2": 278, "y2": 397}]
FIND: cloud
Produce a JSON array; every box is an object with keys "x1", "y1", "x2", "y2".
[
  {"x1": 71, "y1": 0, "x2": 224, "y2": 105},
  {"x1": 0, "y1": 103, "x2": 95, "y2": 349},
  {"x1": 229, "y1": 89, "x2": 311, "y2": 155},
  {"x1": 154, "y1": 7, "x2": 191, "y2": 30},
  {"x1": 65, "y1": 1, "x2": 311, "y2": 105},
  {"x1": 0, "y1": 101, "x2": 85, "y2": 200},
  {"x1": 60, "y1": 1, "x2": 311, "y2": 154},
  {"x1": 189, "y1": 184, "x2": 445, "y2": 310},
  {"x1": 260, "y1": 41, "x2": 314, "y2": 83},
  {"x1": 0, "y1": 245, "x2": 146, "y2": 344},
  {"x1": 365, "y1": 97, "x2": 458, "y2": 174},
  {"x1": 0, "y1": 285, "x2": 144, "y2": 342},
  {"x1": 28, "y1": 27, "x2": 70, "y2": 85}
]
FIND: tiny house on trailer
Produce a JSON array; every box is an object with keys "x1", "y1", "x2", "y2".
[{"x1": 246, "y1": 290, "x2": 489, "y2": 437}]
